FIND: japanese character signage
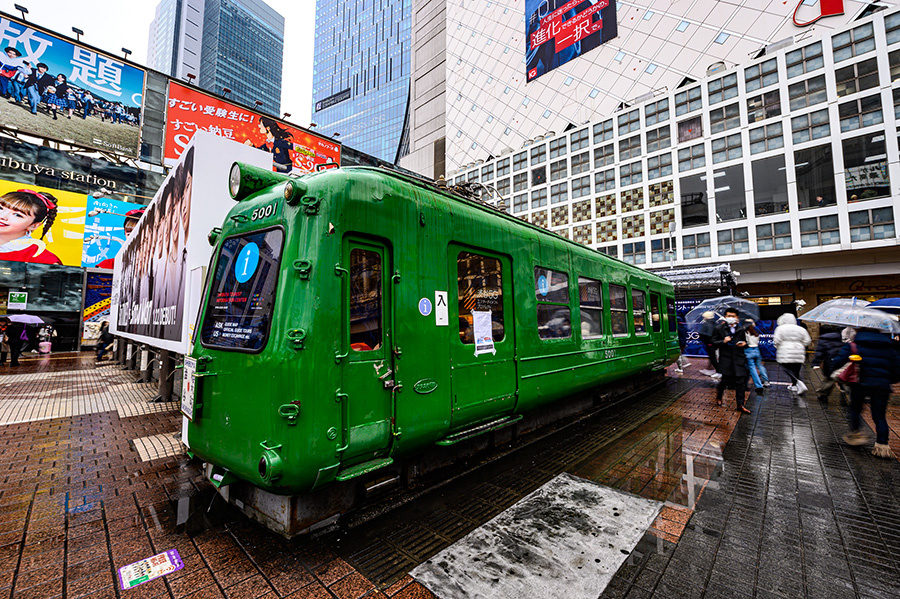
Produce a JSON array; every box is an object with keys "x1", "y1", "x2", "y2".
[
  {"x1": 525, "y1": 0, "x2": 617, "y2": 82},
  {"x1": 0, "y1": 14, "x2": 146, "y2": 157},
  {"x1": 165, "y1": 82, "x2": 341, "y2": 174}
]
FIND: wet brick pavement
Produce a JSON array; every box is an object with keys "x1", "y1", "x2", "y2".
[{"x1": 0, "y1": 355, "x2": 898, "y2": 599}]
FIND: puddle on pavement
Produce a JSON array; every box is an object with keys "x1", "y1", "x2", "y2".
[{"x1": 173, "y1": 487, "x2": 239, "y2": 535}]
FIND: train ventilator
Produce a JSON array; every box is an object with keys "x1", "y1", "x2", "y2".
[{"x1": 181, "y1": 162, "x2": 679, "y2": 536}]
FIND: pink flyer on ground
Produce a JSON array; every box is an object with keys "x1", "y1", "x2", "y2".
[{"x1": 118, "y1": 549, "x2": 184, "y2": 590}]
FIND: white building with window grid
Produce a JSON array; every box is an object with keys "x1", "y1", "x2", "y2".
[{"x1": 445, "y1": 7, "x2": 900, "y2": 298}]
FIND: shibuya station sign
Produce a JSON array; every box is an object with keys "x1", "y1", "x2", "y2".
[{"x1": 526, "y1": 0, "x2": 617, "y2": 82}]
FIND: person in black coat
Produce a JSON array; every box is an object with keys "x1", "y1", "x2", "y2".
[
  {"x1": 712, "y1": 307, "x2": 751, "y2": 413},
  {"x1": 96, "y1": 321, "x2": 114, "y2": 361},
  {"x1": 831, "y1": 329, "x2": 900, "y2": 457},
  {"x1": 6, "y1": 321, "x2": 25, "y2": 366},
  {"x1": 23, "y1": 61, "x2": 53, "y2": 115},
  {"x1": 811, "y1": 325, "x2": 844, "y2": 405}
]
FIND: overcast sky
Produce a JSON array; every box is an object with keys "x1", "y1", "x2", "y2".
[{"x1": 1, "y1": 0, "x2": 316, "y2": 125}]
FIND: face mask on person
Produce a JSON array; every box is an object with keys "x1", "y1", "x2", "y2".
[{"x1": 725, "y1": 316, "x2": 738, "y2": 325}]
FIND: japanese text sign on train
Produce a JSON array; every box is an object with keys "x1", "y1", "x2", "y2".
[
  {"x1": 0, "y1": 14, "x2": 146, "y2": 157},
  {"x1": 164, "y1": 82, "x2": 341, "y2": 174}
]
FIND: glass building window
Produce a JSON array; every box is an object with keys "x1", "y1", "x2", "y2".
[
  {"x1": 800, "y1": 215, "x2": 840, "y2": 246},
  {"x1": 622, "y1": 241, "x2": 646, "y2": 265},
  {"x1": 708, "y1": 73, "x2": 738, "y2": 105},
  {"x1": 550, "y1": 159, "x2": 567, "y2": 182},
  {"x1": 481, "y1": 164, "x2": 494, "y2": 181},
  {"x1": 594, "y1": 143, "x2": 614, "y2": 167},
  {"x1": 617, "y1": 109, "x2": 640, "y2": 135},
  {"x1": 680, "y1": 174, "x2": 708, "y2": 228},
  {"x1": 619, "y1": 135, "x2": 642, "y2": 160},
  {"x1": 651, "y1": 238, "x2": 676, "y2": 263},
  {"x1": 757, "y1": 221, "x2": 792, "y2": 252},
  {"x1": 675, "y1": 86, "x2": 702, "y2": 115},
  {"x1": 647, "y1": 153, "x2": 672, "y2": 180},
  {"x1": 571, "y1": 128, "x2": 590, "y2": 150},
  {"x1": 795, "y1": 145, "x2": 837, "y2": 209},
  {"x1": 551, "y1": 182, "x2": 568, "y2": 204},
  {"x1": 749, "y1": 122, "x2": 783, "y2": 154},
  {"x1": 597, "y1": 246, "x2": 617, "y2": 258},
  {"x1": 513, "y1": 193, "x2": 528, "y2": 213},
  {"x1": 832, "y1": 23, "x2": 875, "y2": 63},
  {"x1": 620, "y1": 162, "x2": 642, "y2": 187},
  {"x1": 836, "y1": 58, "x2": 879, "y2": 98},
  {"x1": 843, "y1": 134, "x2": 890, "y2": 201},
  {"x1": 849, "y1": 207, "x2": 895, "y2": 242},
  {"x1": 789, "y1": 75, "x2": 827, "y2": 110},
  {"x1": 711, "y1": 165, "x2": 746, "y2": 222},
  {"x1": 645, "y1": 98, "x2": 669, "y2": 125},
  {"x1": 531, "y1": 187, "x2": 548, "y2": 208},
  {"x1": 677, "y1": 116, "x2": 703, "y2": 142},
  {"x1": 745, "y1": 58, "x2": 778, "y2": 92},
  {"x1": 513, "y1": 172, "x2": 528, "y2": 192},
  {"x1": 838, "y1": 94, "x2": 883, "y2": 132},
  {"x1": 496, "y1": 178, "x2": 510, "y2": 198},
  {"x1": 887, "y1": 11, "x2": 900, "y2": 45},
  {"x1": 678, "y1": 143, "x2": 705, "y2": 172},
  {"x1": 791, "y1": 109, "x2": 830, "y2": 144},
  {"x1": 786, "y1": 42, "x2": 823, "y2": 78},
  {"x1": 532, "y1": 166, "x2": 547, "y2": 186},
  {"x1": 894, "y1": 88, "x2": 900, "y2": 119},
  {"x1": 578, "y1": 277, "x2": 603, "y2": 339},
  {"x1": 550, "y1": 137, "x2": 567, "y2": 159},
  {"x1": 890, "y1": 49, "x2": 900, "y2": 82},
  {"x1": 572, "y1": 175, "x2": 591, "y2": 198},
  {"x1": 468, "y1": 170, "x2": 479, "y2": 181},
  {"x1": 752, "y1": 155, "x2": 789, "y2": 216},
  {"x1": 717, "y1": 227, "x2": 750, "y2": 255},
  {"x1": 747, "y1": 90, "x2": 781, "y2": 122},
  {"x1": 682, "y1": 232, "x2": 711, "y2": 259},
  {"x1": 712, "y1": 133, "x2": 742, "y2": 164},
  {"x1": 595, "y1": 169, "x2": 615, "y2": 192},
  {"x1": 531, "y1": 144, "x2": 546, "y2": 165},
  {"x1": 497, "y1": 157, "x2": 510, "y2": 176},
  {"x1": 609, "y1": 284, "x2": 628, "y2": 336},
  {"x1": 709, "y1": 103, "x2": 740, "y2": 134},
  {"x1": 593, "y1": 119, "x2": 613, "y2": 143},
  {"x1": 646, "y1": 126, "x2": 671, "y2": 152},
  {"x1": 513, "y1": 151, "x2": 528, "y2": 171},
  {"x1": 571, "y1": 151, "x2": 591, "y2": 175}
]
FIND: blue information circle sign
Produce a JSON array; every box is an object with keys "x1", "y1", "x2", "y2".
[
  {"x1": 419, "y1": 298, "x2": 433, "y2": 316},
  {"x1": 537, "y1": 275, "x2": 549, "y2": 296},
  {"x1": 235, "y1": 242, "x2": 260, "y2": 283}
]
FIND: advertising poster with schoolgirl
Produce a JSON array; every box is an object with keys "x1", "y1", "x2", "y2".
[
  {"x1": 81, "y1": 196, "x2": 144, "y2": 268},
  {"x1": 110, "y1": 132, "x2": 272, "y2": 354},
  {"x1": 0, "y1": 14, "x2": 146, "y2": 157},
  {"x1": 0, "y1": 178, "x2": 86, "y2": 266}
]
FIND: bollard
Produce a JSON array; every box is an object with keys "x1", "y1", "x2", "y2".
[
  {"x1": 125, "y1": 343, "x2": 135, "y2": 370},
  {"x1": 156, "y1": 350, "x2": 174, "y2": 402},
  {"x1": 140, "y1": 347, "x2": 150, "y2": 383}
]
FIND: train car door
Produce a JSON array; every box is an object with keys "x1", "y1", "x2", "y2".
[
  {"x1": 338, "y1": 239, "x2": 394, "y2": 462},
  {"x1": 448, "y1": 246, "x2": 517, "y2": 429},
  {"x1": 649, "y1": 292, "x2": 666, "y2": 360}
]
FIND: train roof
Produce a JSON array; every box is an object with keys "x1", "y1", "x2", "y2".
[{"x1": 320, "y1": 165, "x2": 673, "y2": 288}]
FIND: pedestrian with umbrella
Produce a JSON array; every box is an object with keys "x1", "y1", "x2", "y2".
[
  {"x1": 712, "y1": 307, "x2": 751, "y2": 414},
  {"x1": 774, "y1": 313, "x2": 811, "y2": 395},
  {"x1": 811, "y1": 325, "x2": 845, "y2": 405},
  {"x1": 4, "y1": 314, "x2": 45, "y2": 366},
  {"x1": 831, "y1": 328, "x2": 900, "y2": 457}
]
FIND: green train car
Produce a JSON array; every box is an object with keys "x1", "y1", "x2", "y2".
[{"x1": 183, "y1": 163, "x2": 679, "y2": 535}]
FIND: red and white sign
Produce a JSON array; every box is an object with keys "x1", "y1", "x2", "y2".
[
  {"x1": 793, "y1": 0, "x2": 844, "y2": 27},
  {"x1": 164, "y1": 82, "x2": 341, "y2": 174}
]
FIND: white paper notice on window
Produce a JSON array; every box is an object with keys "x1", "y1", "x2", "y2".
[{"x1": 473, "y1": 310, "x2": 496, "y2": 356}]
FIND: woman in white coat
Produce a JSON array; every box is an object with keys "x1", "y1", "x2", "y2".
[{"x1": 773, "y1": 313, "x2": 812, "y2": 394}]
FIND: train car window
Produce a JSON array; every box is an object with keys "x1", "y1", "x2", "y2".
[
  {"x1": 458, "y1": 252, "x2": 505, "y2": 344},
  {"x1": 200, "y1": 228, "x2": 284, "y2": 352},
  {"x1": 535, "y1": 267, "x2": 571, "y2": 339},
  {"x1": 632, "y1": 290, "x2": 648, "y2": 334},
  {"x1": 666, "y1": 298, "x2": 677, "y2": 332},
  {"x1": 650, "y1": 294, "x2": 662, "y2": 332},
  {"x1": 609, "y1": 284, "x2": 629, "y2": 336},
  {"x1": 578, "y1": 277, "x2": 603, "y2": 339},
  {"x1": 349, "y1": 249, "x2": 382, "y2": 351}
]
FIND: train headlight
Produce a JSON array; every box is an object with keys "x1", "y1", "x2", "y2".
[{"x1": 228, "y1": 163, "x2": 242, "y2": 199}]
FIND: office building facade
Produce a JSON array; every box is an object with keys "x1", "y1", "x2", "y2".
[
  {"x1": 147, "y1": 0, "x2": 284, "y2": 115},
  {"x1": 311, "y1": 0, "x2": 412, "y2": 163},
  {"x1": 450, "y1": 8, "x2": 900, "y2": 300}
]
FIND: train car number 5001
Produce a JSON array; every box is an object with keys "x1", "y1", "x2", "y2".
[
  {"x1": 604, "y1": 349, "x2": 616, "y2": 359},
  {"x1": 251, "y1": 204, "x2": 278, "y2": 221}
]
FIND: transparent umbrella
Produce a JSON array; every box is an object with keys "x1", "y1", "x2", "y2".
[
  {"x1": 6, "y1": 314, "x2": 45, "y2": 324},
  {"x1": 799, "y1": 298, "x2": 900, "y2": 334},
  {"x1": 685, "y1": 295, "x2": 761, "y2": 324}
]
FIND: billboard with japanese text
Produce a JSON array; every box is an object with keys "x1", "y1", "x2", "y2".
[
  {"x1": 164, "y1": 81, "x2": 341, "y2": 174},
  {"x1": 525, "y1": 0, "x2": 617, "y2": 82},
  {"x1": 81, "y1": 196, "x2": 145, "y2": 269},
  {"x1": 0, "y1": 14, "x2": 145, "y2": 156}
]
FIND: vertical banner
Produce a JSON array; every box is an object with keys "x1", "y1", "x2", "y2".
[
  {"x1": 164, "y1": 82, "x2": 341, "y2": 174},
  {"x1": 111, "y1": 131, "x2": 272, "y2": 354},
  {"x1": 0, "y1": 180, "x2": 87, "y2": 265},
  {"x1": 0, "y1": 14, "x2": 146, "y2": 156},
  {"x1": 525, "y1": 0, "x2": 617, "y2": 82},
  {"x1": 82, "y1": 270, "x2": 112, "y2": 344},
  {"x1": 82, "y1": 196, "x2": 145, "y2": 268}
]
